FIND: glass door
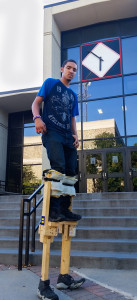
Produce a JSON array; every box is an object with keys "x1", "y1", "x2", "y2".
[
  {"x1": 127, "y1": 147, "x2": 137, "y2": 191},
  {"x1": 83, "y1": 148, "x2": 126, "y2": 192},
  {"x1": 85, "y1": 150, "x2": 105, "y2": 193},
  {"x1": 105, "y1": 148, "x2": 126, "y2": 192}
]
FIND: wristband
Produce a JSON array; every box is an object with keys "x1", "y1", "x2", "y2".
[{"x1": 33, "y1": 115, "x2": 41, "y2": 121}]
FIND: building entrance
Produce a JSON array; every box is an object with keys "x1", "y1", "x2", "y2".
[{"x1": 78, "y1": 146, "x2": 137, "y2": 193}]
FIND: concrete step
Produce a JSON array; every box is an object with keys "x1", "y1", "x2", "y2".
[
  {"x1": 1, "y1": 199, "x2": 137, "y2": 209},
  {"x1": 1, "y1": 216, "x2": 137, "y2": 227},
  {"x1": 75, "y1": 192, "x2": 137, "y2": 200},
  {"x1": 1, "y1": 248, "x2": 137, "y2": 270},
  {"x1": 1, "y1": 206, "x2": 137, "y2": 218},
  {"x1": 1, "y1": 236, "x2": 137, "y2": 252},
  {"x1": 79, "y1": 216, "x2": 137, "y2": 227},
  {"x1": 73, "y1": 207, "x2": 137, "y2": 216},
  {"x1": 73, "y1": 199, "x2": 137, "y2": 208},
  {"x1": 1, "y1": 226, "x2": 137, "y2": 239}
]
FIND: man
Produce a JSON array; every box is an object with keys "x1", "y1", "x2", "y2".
[
  {"x1": 32, "y1": 59, "x2": 81, "y2": 222},
  {"x1": 32, "y1": 60, "x2": 85, "y2": 300}
]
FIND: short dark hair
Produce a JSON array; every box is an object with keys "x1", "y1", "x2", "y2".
[{"x1": 62, "y1": 59, "x2": 77, "y2": 68}]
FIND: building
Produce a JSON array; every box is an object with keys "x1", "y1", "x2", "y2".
[{"x1": 0, "y1": 0, "x2": 137, "y2": 194}]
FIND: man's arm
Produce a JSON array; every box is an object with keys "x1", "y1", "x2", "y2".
[
  {"x1": 32, "y1": 96, "x2": 47, "y2": 134},
  {"x1": 71, "y1": 116, "x2": 79, "y2": 149}
]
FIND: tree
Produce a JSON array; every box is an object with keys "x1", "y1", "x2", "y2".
[{"x1": 22, "y1": 166, "x2": 41, "y2": 194}]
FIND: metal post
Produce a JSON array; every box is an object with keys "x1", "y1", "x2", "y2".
[
  {"x1": 25, "y1": 200, "x2": 30, "y2": 266},
  {"x1": 31, "y1": 196, "x2": 36, "y2": 252},
  {"x1": 18, "y1": 198, "x2": 24, "y2": 271}
]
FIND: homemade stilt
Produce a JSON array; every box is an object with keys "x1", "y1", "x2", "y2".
[{"x1": 38, "y1": 170, "x2": 78, "y2": 281}]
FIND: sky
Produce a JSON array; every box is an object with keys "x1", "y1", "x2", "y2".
[{"x1": 0, "y1": 0, "x2": 47, "y2": 93}]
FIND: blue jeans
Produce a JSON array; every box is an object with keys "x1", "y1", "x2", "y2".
[
  {"x1": 42, "y1": 130, "x2": 77, "y2": 176},
  {"x1": 42, "y1": 130, "x2": 77, "y2": 212}
]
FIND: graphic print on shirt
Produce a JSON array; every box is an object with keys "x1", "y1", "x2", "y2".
[{"x1": 46, "y1": 83, "x2": 75, "y2": 131}]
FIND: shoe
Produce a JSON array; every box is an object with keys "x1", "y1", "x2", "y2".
[
  {"x1": 37, "y1": 279, "x2": 59, "y2": 300},
  {"x1": 56, "y1": 274, "x2": 85, "y2": 290},
  {"x1": 62, "y1": 209, "x2": 82, "y2": 221},
  {"x1": 49, "y1": 211, "x2": 65, "y2": 222}
]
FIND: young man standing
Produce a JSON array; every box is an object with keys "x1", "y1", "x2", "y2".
[{"x1": 32, "y1": 60, "x2": 85, "y2": 300}]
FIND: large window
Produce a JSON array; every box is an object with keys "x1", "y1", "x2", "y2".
[
  {"x1": 6, "y1": 111, "x2": 42, "y2": 194},
  {"x1": 122, "y1": 36, "x2": 137, "y2": 74},
  {"x1": 62, "y1": 18, "x2": 137, "y2": 149}
]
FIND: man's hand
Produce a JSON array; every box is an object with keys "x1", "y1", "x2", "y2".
[
  {"x1": 35, "y1": 118, "x2": 47, "y2": 134},
  {"x1": 72, "y1": 134, "x2": 79, "y2": 149}
]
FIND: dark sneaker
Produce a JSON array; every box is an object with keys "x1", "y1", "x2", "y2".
[
  {"x1": 56, "y1": 274, "x2": 85, "y2": 290},
  {"x1": 37, "y1": 279, "x2": 59, "y2": 300},
  {"x1": 49, "y1": 211, "x2": 65, "y2": 222},
  {"x1": 62, "y1": 209, "x2": 82, "y2": 221}
]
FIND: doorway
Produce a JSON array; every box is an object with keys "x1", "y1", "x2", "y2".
[{"x1": 78, "y1": 146, "x2": 137, "y2": 193}]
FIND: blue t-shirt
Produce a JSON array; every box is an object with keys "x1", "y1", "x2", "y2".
[{"x1": 37, "y1": 78, "x2": 79, "y2": 134}]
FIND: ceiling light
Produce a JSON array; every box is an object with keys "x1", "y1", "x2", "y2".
[{"x1": 98, "y1": 109, "x2": 103, "y2": 114}]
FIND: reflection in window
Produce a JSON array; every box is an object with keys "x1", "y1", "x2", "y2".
[
  {"x1": 124, "y1": 75, "x2": 137, "y2": 95},
  {"x1": 70, "y1": 83, "x2": 81, "y2": 101},
  {"x1": 82, "y1": 97, "x2": 124, "y2": 138},
  {"x1": 67, "y1": 47, "x2": 80, "y2": 82},
  {"x1": 22, "y1": 164, "x2": 42, "y2": 195},
  {"x1": 122, "y1": 36, "x2": 137, "y2": 74},
  {"x1": 76, "y1": 102, "x2": 81, "y2": 141},
  {"x1": 87, "y1": 178, "x2": 103, "y2": 193},
  {"x1": 82, "y1": 77, "x2": 122, "y2": 100},
  {"x1": 24, "y1": 126, "x2": 37, "y2": 137},
  {"x1": 125, "y1": 95, "x2": 137, "y2": 135},
  {"x1": 127, "y1": 137, "x2": 137, "y2": 147},
  {"x1": 107, "y1": 177, "x2": 124, "y2": 192},
  {"x1": 83, "y1": 138, "x2": 125, "y2": 150},
  {"x1": 23, "y1": 145, "x2": 42, "y2": 165}
]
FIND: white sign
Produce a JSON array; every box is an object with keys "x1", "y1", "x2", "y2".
[
  {"x1": 112, "y1": 156, "x2": 118, "y2": 163},
  {"x1": 82, "y1": 42, "x2": 120, "y2": 78},
  {"x1": 90, "y1": 157, "x2": 96, "y2": 165}
]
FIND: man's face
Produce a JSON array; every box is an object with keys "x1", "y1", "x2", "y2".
[{"x1": 61, "y1": 62, "x2": 77, "y2": 82}]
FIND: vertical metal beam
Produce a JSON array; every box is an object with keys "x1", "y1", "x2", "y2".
[
  {"x1": 31, "y1": 197, "x2": 36, "y2": 252},
  {"x1": 18, "y1": 198, "x2": 24, "y2": 271},
  {"x1": 25, "y1": 201, "x2": 30, "y2": 266}
]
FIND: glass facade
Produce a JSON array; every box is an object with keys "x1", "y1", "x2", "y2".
[
  {"x1": 6, "y1": 17, "x2": 137, "y2": 193},
  {"x1": 6, "y1": 111, "x2": 42, "y2": 194},
  {"x1": 61, "y1": 18, "x2": 137, "y2": 149}
]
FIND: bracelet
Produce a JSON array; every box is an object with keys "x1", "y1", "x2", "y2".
[{"x1": 33, "y1": 115, "x2": 41, "y2": 121}]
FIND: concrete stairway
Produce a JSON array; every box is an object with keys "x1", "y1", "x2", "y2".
[{"x1": 0, "y1": 193, "x2": 137, "y2": 269}]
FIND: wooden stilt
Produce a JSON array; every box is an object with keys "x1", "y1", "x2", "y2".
[
  {"x1": 38, "y1": 170, "x2": 78, "y2": 282},
  {"x1": 41, "y1": 237, "x2": 52, "y2": 281},
  {"x1": 60, "y1": 224, "x2": 71, "y2": 275}
]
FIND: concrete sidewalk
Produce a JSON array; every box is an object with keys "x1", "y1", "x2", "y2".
[
  {"x1": 72, "y1": 267, "x2": 137, "y2": 300},
  {"x1": 0, "y1": 265, "x2": 136, "y2": 300}
]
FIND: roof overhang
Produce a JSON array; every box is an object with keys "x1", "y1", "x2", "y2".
[
  {"x1": 49, "y1": 0, "x2": 137, "y2": 31},
  {"x1": 0, "y1": 88, "x2": 39, "y2": 113}
]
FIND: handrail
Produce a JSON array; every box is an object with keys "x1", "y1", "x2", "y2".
[{"x1": 18, "y1": 183, "x2": 44, "y2": 270}]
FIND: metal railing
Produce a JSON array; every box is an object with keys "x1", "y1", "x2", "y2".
[{"x1": 18, "y1": 183, "x2": 44, "y2": 270}]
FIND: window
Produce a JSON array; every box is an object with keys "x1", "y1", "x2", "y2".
[
  {"x1": 67, "y1": 47, "x2": 80, "y2": 82},
  {"x1": 82, "y1": 97, "x2": 124, "y2": 139},
  {"x1": 125, "y1": 95, "x2": 137, "y2": 135},
  {"x1": 124, "y1": 74, "x2": 137, "y2": 95},
  {"x1": 122, "y1": 36, "x2": 137, "y2": 74},
  {"x1": 82, "y1": 77, "x2": 122, "y2": 100}
]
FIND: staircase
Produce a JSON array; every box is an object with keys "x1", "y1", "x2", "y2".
[{"x1": 0, "y1": 193, "x2": 137, "y2": 269}]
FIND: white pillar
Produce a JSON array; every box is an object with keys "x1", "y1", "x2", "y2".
[{"x1": 42, "y1": 7, "x2": 61, "y2": 171}]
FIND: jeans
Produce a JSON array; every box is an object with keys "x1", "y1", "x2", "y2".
[
  {"x1": 42, "y1": 130, "x2": 77, "y2": 176},
  {"x1": 42, "y1": 130, "x2": 77, "y2": 213}
]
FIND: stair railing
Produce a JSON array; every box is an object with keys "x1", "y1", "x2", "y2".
[{"x1": 18, "y1": 183, "x2": 44, "y2": 271}]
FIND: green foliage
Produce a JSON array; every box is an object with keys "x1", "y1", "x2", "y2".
[
  {"x1": 86, "y1": 132, "x2": 125, "y2": 192},
  {"x1": 22, "y1": 166, "x2": 41, "y2": 195}
]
